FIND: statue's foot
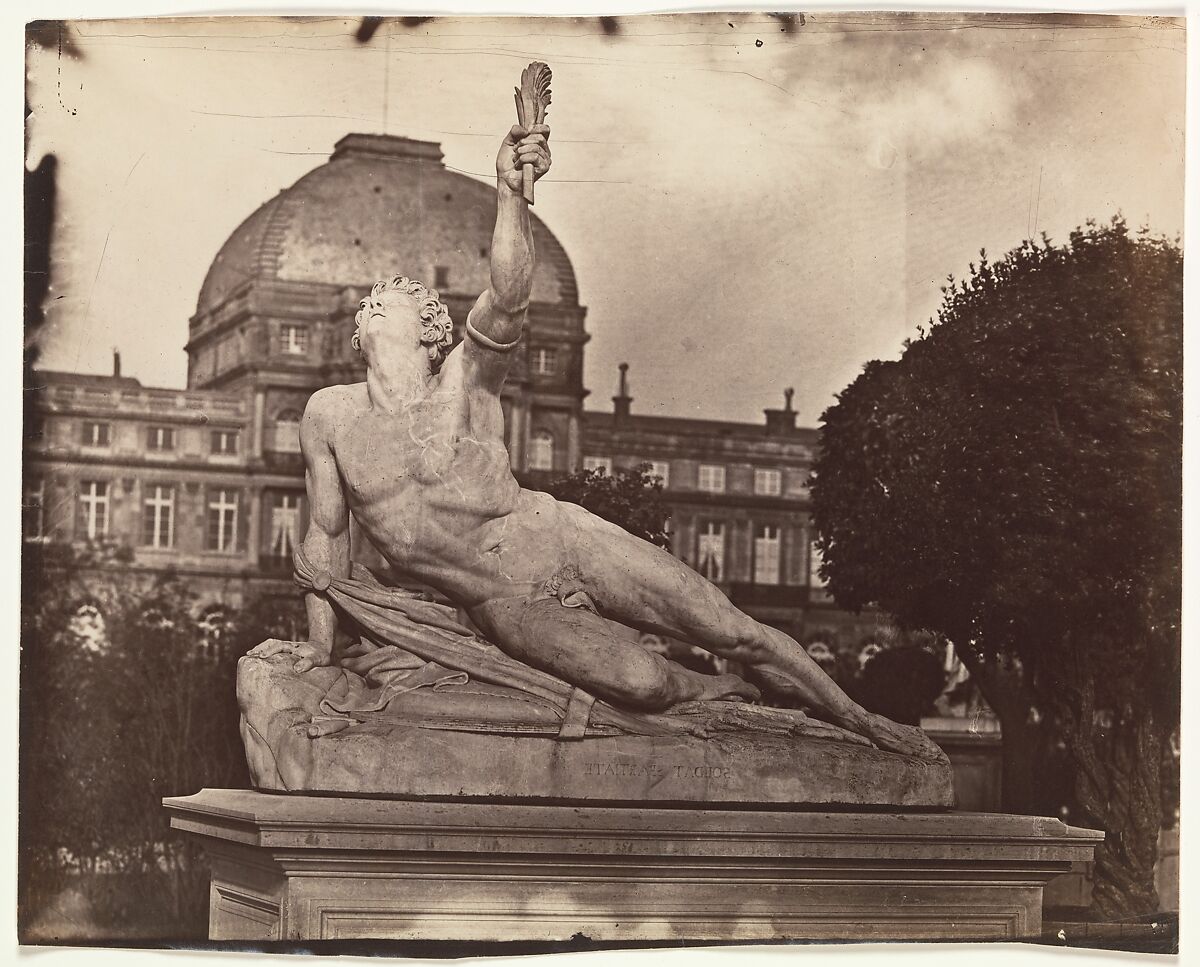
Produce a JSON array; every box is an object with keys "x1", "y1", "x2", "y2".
[{"x1": 860, "y1": 712, "x2": 948, "y2": 763}]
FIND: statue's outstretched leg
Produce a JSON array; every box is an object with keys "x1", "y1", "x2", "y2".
[
  {"x1": 566, "y1": 513, "x2": 946, "y2": 761},
  {"x1": 470, "y1": 593, "x2": 760, "y2": 712}
]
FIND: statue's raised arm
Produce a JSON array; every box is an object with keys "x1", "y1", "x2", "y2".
[{"x1": 459, "y1": 123, "x2": 551, "y2": 393}]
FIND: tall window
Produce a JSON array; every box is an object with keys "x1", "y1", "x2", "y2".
[
  {"x1": 269, "y1": 493, "x2": 302, "y2": 558},
  {"x1": 697, "y1": 521, "x2": 725, "y2": 582},
  {"x1": 532, "y1": 348, "x2": 557, "y2": 376},
  {"x1": 82, "y1": 421, "x2": 111, "y2": 447},
  {"x1": 698, "y1": 464, "x2": 726, "y2": 493},
  {"x1": 207, "y1": 489, "x2": 240, "y2": 552},
  {"x1": 754, "y1": 524, "x2": 782, "y2": 585},
  {"x1": 281, "y1": 324, "x2": 308, "y2": 355},
  {"x1": 271, "y1": 410, "x2": 302, "y2": 453},
  {"x1": 147, "y1": 426, "x2": 176, "y2": 451},
  {"x1": 646, "y1": 460, "x2": 670, "y2": 488},
  {"x1": 78, "y1": 480, "x2": 109, "y2": 540},
  {"x1": 142, "y1": 484, "x2": 175, "y2": 548},
  {"x1": 583, "y1": 455, "x2": 612, "y2": 474},
  {"x1": 529, "y1": 430, "x2": 554, "y2": 471},
  {"x1": 753, "y1": 467, "x2": 782, "y2": 496},
  {"x1": 434, "y1": 265, "x2": 450, "y2": 290},
  {"x1": 23, "y1": 478, "x2": 44, "y2": 540},
  {"x1": 211, "y1": 429, "x2": 239, "y2": 455}
]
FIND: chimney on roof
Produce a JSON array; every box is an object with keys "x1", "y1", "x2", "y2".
[
  {"x1": 112, "y1": 348, "x2": 121, "y2": 378},
  {"x1": 613, "y1": 362, "x2": 632, "y2": 425},
  {"x1": 764, "y1": 386, "x2": 797, "y2": 436}
]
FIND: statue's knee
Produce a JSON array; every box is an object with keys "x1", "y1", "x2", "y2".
[
  {"x1": 604, "y1": 655, "x2": 675, "y2": 712},
  {"x1": 727, "y1": 621, "x2": 769, "y2": 664}
]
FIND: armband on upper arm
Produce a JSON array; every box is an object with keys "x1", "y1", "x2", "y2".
[{"x1": 466, "y1": 316, "x2": 521, "y2": 353}]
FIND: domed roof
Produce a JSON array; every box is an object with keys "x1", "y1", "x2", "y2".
[{"x1": 197, "y1": 133, "x2": 580, "y2": 315}]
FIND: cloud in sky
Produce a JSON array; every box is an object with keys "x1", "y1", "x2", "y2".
[{"x1": 27, "y1": 13, "x2": 1183, "y2": 426}]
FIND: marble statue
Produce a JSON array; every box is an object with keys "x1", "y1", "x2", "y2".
[{"x1": 242, "y1": 120, "x2": 947, "y2": 777}]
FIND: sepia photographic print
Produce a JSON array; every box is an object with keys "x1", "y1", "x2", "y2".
[{"x1": 21, "y1": 9, "x2": 1184, "y2": 959}]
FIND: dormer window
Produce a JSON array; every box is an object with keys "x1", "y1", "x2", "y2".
[
  {"x1": 147, "y1": 426, "x2": 176, "y2": 451},
  {"x1": 281, "y1": 325, "x2": 308, "y2": 355},
  {"x1": 211, "y1": 430, "x2": 239, "y2": 455},
  {"x1": 753, "y1": 468, "x2": 782, "y2": 496},
  {"x1": 82, "y1": 421, "x2": 111, "y2": 447},
  {"x1": 698, "y1": 464, "x2": 726, "y2": 494}
]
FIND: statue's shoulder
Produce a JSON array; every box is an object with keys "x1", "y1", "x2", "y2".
[{"x1": 304, "y1": 383, "x2": 366, "y2": 431}]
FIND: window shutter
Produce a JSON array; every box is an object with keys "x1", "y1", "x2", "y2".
[
  {"x1": 140, "y1": 488, "x2": 151, "y2": 546},
  {"x1": 237, "y1": 489, "x2": 249, "y2": 552},
  {"x1": 197, "y1": 485, "x2": 208, "y2": 537},
  {"x1": 75, "y1": 483, "x2": 86, "y2": 539}
]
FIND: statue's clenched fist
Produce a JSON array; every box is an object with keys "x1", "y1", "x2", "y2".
[{"x1": 497, "y1": 124, "x2": 551, "y2": 193}]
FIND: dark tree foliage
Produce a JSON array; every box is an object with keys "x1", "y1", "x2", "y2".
[
  {"x1": 234, "y1": 591, "x2": 307, "y2": 648},
  {"x1": 546, "y1": 463, "x2": 671, "y2": 550},
  {"x1": 18, "y1": 547, "x2": 303, "y2": 939},
  {"x1": 810, "y1": 218, "x2": 1181, "y2": 918},
  {"x1": 852, "y1": 646, "x2": 946, "y2": 726}
]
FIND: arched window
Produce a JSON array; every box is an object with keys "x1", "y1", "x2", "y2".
[
  {"x1": 271, "y1": 409, "x2": 302, "y2": 453},
  {"x1": 529, "y1": 430, "x2": 554, "y2": 471}
]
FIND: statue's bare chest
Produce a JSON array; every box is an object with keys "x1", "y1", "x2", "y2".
[
  {"x1": 332, "y1": 401, "x2": 458, "y2": 497},
  {"x1": 330, "y1": 394, "x2": 506, "y2": 512}
]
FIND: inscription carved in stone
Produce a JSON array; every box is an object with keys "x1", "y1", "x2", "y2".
[{"x1": 582, "y1": 762, "x2": 733, "y2": 781}]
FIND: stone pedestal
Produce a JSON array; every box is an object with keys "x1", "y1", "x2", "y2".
[{"x1": 165, "y1": 789, "x2": 1102, "y2": 943}]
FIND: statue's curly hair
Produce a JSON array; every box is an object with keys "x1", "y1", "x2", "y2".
[{"x1": 353, "y1": 276, "x2": 454, "y2": 371}]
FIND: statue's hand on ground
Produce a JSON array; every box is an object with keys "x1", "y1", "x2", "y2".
[
  {"x1": 859, "y1": 711, "x2": 949, "y2": 764},
  {"x1": 497, "y1": 124, "x2": 551, "y2": 193},
  {"x1": 246, "y1": 639, "x2": 333, "y2": 675}
]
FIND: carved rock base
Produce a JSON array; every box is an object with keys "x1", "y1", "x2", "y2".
[
  {"x1": 255, "y1": 723, "x2": 956, "y2": 808},
  {"x1": 164, "y1": 789, "x2": 1103, "y2": 943}
]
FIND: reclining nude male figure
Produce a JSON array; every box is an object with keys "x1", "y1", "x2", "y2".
[{"x1": 248, "y1": 123, "x2": 944, "y2": 762}]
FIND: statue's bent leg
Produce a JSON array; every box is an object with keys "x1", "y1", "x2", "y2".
[
  {"x1": 568, "y1": 518, "x2": 946, "y2": 761},
  {"x1": 470, "y1": 594, "x2": 759, "y2": 713}
]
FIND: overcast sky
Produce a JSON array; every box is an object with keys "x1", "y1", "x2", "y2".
[{"x1": 26, "y1": 13, "x2": 1184, "y2": 427}]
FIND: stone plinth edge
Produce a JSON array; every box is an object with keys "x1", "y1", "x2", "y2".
[{"x1": 165, "y1": 788, "x2": 1103, "y2": 944}]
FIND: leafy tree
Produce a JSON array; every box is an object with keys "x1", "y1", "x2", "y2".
[
  {"x1": 233, "y1": 590, "x2": 307, "y2": 650},
  {"x1": 19, "y1": 543, "x2": 124, "y2": 925},
  {"x1": 546, "y1": 463, "x2": 671, "y2": 549},
  {"x1": 99, "y1": 575, "x2": 249, "y2": 925},
  {"x1": 852, "y1": 645, "x2": 946, "y2": 726},
  {"x1": 20, "y1": 548, "x2": 253, "y2": 938},
  {"x1": 809, "y1": 218, "x2": 1181, "y2": 918}
]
